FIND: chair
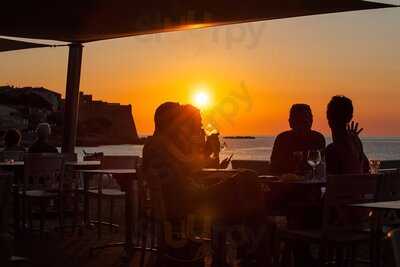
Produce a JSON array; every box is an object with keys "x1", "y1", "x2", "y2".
[
  {"x1": 231, "y1": 160, "x2": 271, "y2": 175},
  {"x1": 0, "y1": 151, "x2": 25, "y2": 162},
  {"x1": 278, "y1": 174, "x2": 380, "y2": 267},
  {"x1": 376, "y1": 171, "x2": 400, "y2": 232},
  {"x1": 20, "y1": 153, "x2": 65, "y2": 237},
  {"x1": 389, "y1": 229, "x2": 400, "y2": 267},
  {"x1": 137, "y1": 167, "x2": 212, "y2": 267},
  {"x1": 371, "y1": 171, "x2": 400, "y2": 266},
  {"x1": 84, "y1": 155, "x2": 140, "y2": 239}
]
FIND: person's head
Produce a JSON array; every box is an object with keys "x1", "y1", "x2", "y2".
[
  {"x1": 289, "y1": 104, "x2": 313, "y2": 133},
  {"x1": 178, "y1": 104, "x2": 203, "y2": 137},
  {"x1": 36, "y1": 123, "x2": 52, "y2": 141},
  {"x1": 327, "y1": 95, "x2": 353, "y2": 129},
  {"x1": 154, "y1": 102, "x2": 180, "y2": 136},
  {"x1": 4, "y1": 129, "x2": 22, "y2": 147}
]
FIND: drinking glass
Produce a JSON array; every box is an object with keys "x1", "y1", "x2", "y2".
[
  {"x1": 307, "y1": 150, "x2": 322, "y2": 180},
  {"x1": 369, "y1": 160, "x2": 381, "y2": 174}
]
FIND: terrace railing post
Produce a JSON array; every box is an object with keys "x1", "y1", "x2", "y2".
[{"x1": 62, "y1": 43, "x2": 83, "y2": 153}]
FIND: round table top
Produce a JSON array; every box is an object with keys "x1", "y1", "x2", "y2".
[
  {"x1": 351, "y1": 200, "x2": 400, "y2": 210},
  {"x1": 266, "y1": 178, "x2": 327, "y2": 185},
  {"x1": 76, "y1": 169, "x2": 136, "y2": 174},
  {"x1": 65, "y1": 160, "x2": 101, "y2": 166},
  {"x1": 0, "y1": 161, "x2": 24, "y2": 167},
  {"x1": 0, "y1": 161, "x2": 101, "y2": 167},
  {"x1": 201, "y1": 168, "x2": 239, "y2": 172}
]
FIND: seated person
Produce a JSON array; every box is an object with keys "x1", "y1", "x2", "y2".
[
  {"x1": 143, "y1": 102, "x2": 271, "y2": 266},
  {"x1": 270, "y1": 104, "x2": 325, "y2": 175},
  {"x1": 28, "y1": 123, "x2": 58, "y2": 154},
  {"x1": 326, "y1": 96, "x2": 369, "y2": 174},
  {"x1": 2, "y1": 129, "x2": 25, "y2": 152},
  {"x1": 178, "y1": 104, "x2": 230, "y2": 169}
]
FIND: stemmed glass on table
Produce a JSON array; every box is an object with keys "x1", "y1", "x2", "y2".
[
  {"x1": 369, "y1": 160, "x2": 381, "y2": 174},
  {"x1": 307, "y1": 150, "x2": 322, "y2": 180}
]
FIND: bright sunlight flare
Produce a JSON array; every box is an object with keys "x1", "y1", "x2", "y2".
[{"x1": 192, "y1": 89, "x2": 211, "y2": 109}]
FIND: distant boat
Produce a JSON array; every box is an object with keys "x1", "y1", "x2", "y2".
[{"x1": 224, "y1": 136, "x2": 256, "y2": 139}]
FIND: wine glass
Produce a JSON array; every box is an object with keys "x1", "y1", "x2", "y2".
[
  {"x1": 369, "y1": 160, "x2": 381, "y2": 174},
  {"x1": 307, "y1": 150, "x2": 322, "y2": 180}
]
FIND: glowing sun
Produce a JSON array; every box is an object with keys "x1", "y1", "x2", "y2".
[{"x1": 192, "y1": 90, "x2": 211, "y2": 109}]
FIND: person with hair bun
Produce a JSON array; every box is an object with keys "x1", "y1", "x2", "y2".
[
  {"x1": 326, "y1": 95, "x2": 369, "y2": 174},
  {"x1": 28, "y1": 123, "x2": 58, "y2": 153}
]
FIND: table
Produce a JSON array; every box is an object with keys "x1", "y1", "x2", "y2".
[
  {"x1": 351, "y1": 201, "x2": 400, "y2": 267},
  {"x1": 0, "y1": 161, "x2": 24, "y2": 167},
  {"x1": 0, "y1": 160, "x2": 101, "y2": 168},
  {"x1": 65, "y1": 160, "x2": 101, "y2": 168},
  {"x1": 76, "y1": 169, "x2": 137, "y2": 256},
  {"x1": 351, "y1": 201, "x2": 400, "y2": 210}
]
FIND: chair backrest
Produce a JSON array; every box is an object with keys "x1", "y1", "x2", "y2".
[
  {"x1": 323, "y1": 174, "x2": 380, "y2": 232},
  {"x1": 0, "y1": 150, "x2": 25, "y2": 161},
  {"x1": 0, "y1": 171, "x2": 12, "y2": 234},
  {"x1": 83, "y1": 152, "x2": 104, "y2": 161},
  {"x1": 380, "y1": 160, "x2": 400, "y2": 170},
  {"x1": 137, "y1": 166, "x2": 167, "y2": 222},
  {"x1": 62, "y1": 153, "x2": 77, "y2": 162},
  {"x1": 231, "y1": 160, "x2": 271, "y2": 175},
  {"x1": 23, "y1": 153, "x2": 65, "y2": 191},
  {"x1": 390, "y1": 229, "x2": 400, "y2": 267},
  {"x1": 377, "y1": 171, "x2": 400, "y2": 201},
  {"x1": 375, "y1": 171, "x2": 400, "y2": 226},
  {"x1": 100, "y1": 155, "x2": 141, "y2": 169}
]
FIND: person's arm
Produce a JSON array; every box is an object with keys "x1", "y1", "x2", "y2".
[
  {"x1": 161, "y1": 137, "x2": 207, "y2": 172},
  {"x1": 270, "y1": 135, "x2": 284, "y2": 175},
  {"x1": 355, "y1": 137, "x2": 370, "y2": 174},
  {"x1": 325, "y1": 144, "x2": 339, "y2": 175}
]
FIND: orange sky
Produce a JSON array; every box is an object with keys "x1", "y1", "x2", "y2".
[{"x1": 1, "y1": 8, "x2": 400, "y2": 136}]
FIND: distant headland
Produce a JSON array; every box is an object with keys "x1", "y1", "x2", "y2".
[
  {"x1": 0, "y1": 85, "x2": 143, "y2": 146},
  {"x1": 224, "y1": 136, "x2": 256, "y2": 139}
]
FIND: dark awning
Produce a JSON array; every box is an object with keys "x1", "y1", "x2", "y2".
[
  {"x1": 0, "y1": 37, "x2": 51, "y2": 52},
  {"x1": 0, "y1": 0, "x2": 395, "y2": 43}
]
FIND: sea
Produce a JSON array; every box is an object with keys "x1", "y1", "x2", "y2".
[{"x1": 74, "y1": 136, "x2": 400, "y2": 162}]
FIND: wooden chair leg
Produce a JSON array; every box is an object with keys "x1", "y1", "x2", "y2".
[
  {"x1": 336, "y1": 247, "x2": 345, "y2": 267},
  {"x1": 109, "y1": 199, "x2": 114, "y2": 233},
  {"x1": 140, "y1": 218, "x2": 148, "y2": 267},
  {"x1": 281, "y1": 242, "x2": 292, "y2": 267},
  {"x1": 58, "y1": 196, "x2": 64, "y2": 236},
  {"x1": 28, "y1": 201, "x2": 33, "y2": 231},
  {"x1": 73, "y1": 191, "x2": 80, "y2": 234},
  {"x1": 318, "y1": 243, "x2": 328, "y2": 267},
  {"x1": 97, "y1": 195, "x2": 102, "y2": 239},
  {"x1": 39, "y1": 200, "x2": 46, "y2": 238},
  {"x1": 21, "y1": 196, "x2": 26, "y2": 232},
  {"x1": 350, "y1": 245, "x2": 357, "y2": 267}
]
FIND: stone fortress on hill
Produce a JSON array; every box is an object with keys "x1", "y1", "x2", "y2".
[{"x1": 0, "y1": 85, "x2": 140, "y2": 146}]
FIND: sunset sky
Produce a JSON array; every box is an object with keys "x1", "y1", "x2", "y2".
[{"x1": 1, "y1": 7, "x2": 399, "y2": 136}]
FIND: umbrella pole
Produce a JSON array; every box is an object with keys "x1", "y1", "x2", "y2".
[{"x1": 62, "y1": 43, "x2": 83, "y2": 153}]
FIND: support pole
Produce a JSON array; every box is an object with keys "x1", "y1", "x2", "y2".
[{"x1": 62, "y1": 43, "x2": 83, "y2": 153}]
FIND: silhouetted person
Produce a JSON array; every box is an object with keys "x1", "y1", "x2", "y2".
[
  {"x1": 28, "y1": 123, "x2": 58, "y2": 154},
  {"x1": 326, "y1": 96, "x2": 369, "y2": 174},
  {"x1": 2, "y1": 129, "x2": 25, "y2": 152},
  {"x1": 177, "y1": 104, "x2": 230, "y2": 169},
  {"x1": 270, "y1": 104, "x2": 325, "y2": 175},
  {"x1": 143, "y1": 102, "x2": 271, "y2": 266}
]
